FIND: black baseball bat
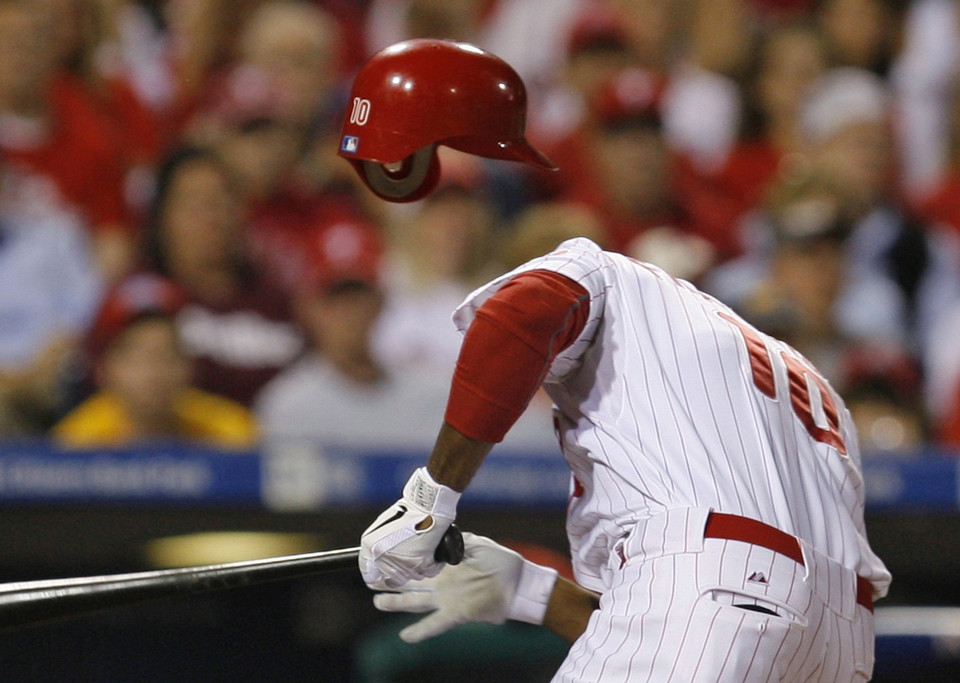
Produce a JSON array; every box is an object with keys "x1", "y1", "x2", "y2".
[{"x1": 0, "y1": 525, "x2": 464, "y2": 632}]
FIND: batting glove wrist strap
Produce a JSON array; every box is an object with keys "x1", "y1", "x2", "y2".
[
  {"x1": 403, "y1": 467, "x2": 460, "y2": 520},
  {"x1": 510, "y1": 561, "x2": 558, "y2": 625}
]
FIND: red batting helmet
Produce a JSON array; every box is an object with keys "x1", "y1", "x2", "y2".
[{"x1": 338, "y1": 39, "x2": 556, "y2": 202}]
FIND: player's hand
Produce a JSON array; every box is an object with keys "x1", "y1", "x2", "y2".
[
  {"x1": 372, "y1": 532, "x2": 559, "y2": 643},
  {"x1": 359, "y1": 467, "x2": 461, "y2": 590}
]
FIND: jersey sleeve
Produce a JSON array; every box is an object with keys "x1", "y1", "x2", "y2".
[
  {"x1": 445, "y1": 269, "x2": 590, "y2": 443},
  {"x1": 452, "y1": 237, "x2": 608, "y2": 383}
]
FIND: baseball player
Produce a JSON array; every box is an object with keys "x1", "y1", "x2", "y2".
[{"x1": 341, "y1": 39, "x2": 891, "y2": 682}]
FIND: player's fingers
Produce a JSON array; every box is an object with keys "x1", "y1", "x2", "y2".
[
  {"x1": 371, "y1": 557, "x2": 418, "y2": 589},
  {"x1": 373, "y1": 591, "x2": 437, "y2": 614},
  {"x1": 359, "y1": 557, "x2": 385, "y2": 588},
  {"x1": 383, "y1": 573, "x2": 414, "y2": 590},
  {"x1": 398, "y1": 611, "x2": 457, "y2": 643}
]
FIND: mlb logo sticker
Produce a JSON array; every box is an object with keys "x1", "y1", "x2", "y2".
[{"x1": 341, "y1": 135, "x2": 360, "y2": 154}]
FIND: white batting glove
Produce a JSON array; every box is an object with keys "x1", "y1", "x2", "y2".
[
  {"x1": 372, "y1": 532, "x2": 559, "y2": 643},
  {"x1": 359, "y1": 467, "x2": 461, "y2": 590}
]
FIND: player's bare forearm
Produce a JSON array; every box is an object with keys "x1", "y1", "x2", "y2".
[
  {"x1": 543, "y1": 577, "x2": 600, "y2": 643},
  {"x1": 425, "y1": 421, "x2": 495, "y2": 492}
]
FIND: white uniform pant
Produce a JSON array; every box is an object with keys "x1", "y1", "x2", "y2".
[{"x1": 553, "y1": 508, "x2": 875, "y2": 682}]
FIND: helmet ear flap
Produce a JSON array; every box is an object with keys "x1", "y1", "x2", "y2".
[{"x1": 355, "y1": 145, "x2": 440, "y2": 202}]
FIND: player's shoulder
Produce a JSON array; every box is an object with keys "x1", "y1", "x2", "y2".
[
  {"x1": 538, "y1": 236, "x2": 606, "y2": 265},
  {"x1": 517, "y1": 236, "x2": 618, "y2": 284},
  {"x1": 543, "y1": 237, "x2": 664, "y2": 275}
]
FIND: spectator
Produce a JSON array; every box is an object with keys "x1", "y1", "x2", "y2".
[
  {"x1": 371, "y1": 150, "x2": 500, "y2": 376},
  {"x1": 0, "y1": 163, "x2": 103, "y2": 436},
  {"x1": 800, "y1": 67, "x2": 960, "y2": 353},
  {"x1": 233, "y1": 0, "x2": 344, "y2": 135},
  {"x1": 537, "y1": 67, "x2": 720, "y2": 274},
  {"x1": 255, "y1": 219, "x2": 451, "y2": 448},
  {"x1": 747, "y1": 22, "x2": 829, "y2": 155},
  {"x1": 920, "y1": 78, "x2": 960, "y2": 446},
  {"x1": 204, "y1": 1, "x2": 371, "y2": 293},
  {"x1": 257, "y1": 216, "x2": 555, "y2": 451},
  {"x1": 364, "y1": 0, "x2": 492, "y2": 55},
  {"x1": 729, "y1": 169, "x2": 906, "y2": 383},
  {"x1": 481, "y1": 0, "x2": 588, "y2": 99},
  {"x1": 816, "y1": 0, "x2": 906, "y2": 77},
  {"x1": 602, "y1": 0, "x2": 685, "y2": 76},
  {"x1": 890, "y1": 0, "x2": 960, "y2": 197},
  {"x1": 240, "y1": 133, "x2": 377, "y2": 295},
  {"x1": 53, "y1": 273, "x2": 257, "y2": 448},
  {"x1": 910, "y1": 73, "x2": 960, "y2": 240},
  {"x1": 34, "y1": 0, "x2": 164, "y2": 215},
  {"x1": 217, "y1": 115, "x2": 317, "y2": 292},
  {"x1": 157, "y1": 0, "x2": 263, "y2": 141},
  {"x1": 201, "y1": 0, "x2": 351, "y2": 167},
  {"x1": 215, "y1": 116, "x2": 303, "y2": 212},
  {"x1": 0, "y1": 0, "x2": 139, "y2": 282},
  {"x1": 145, "y1": 146, "x2": 304, "y2": 406},
  {"x1": 681, "y1": 21, "x2": 829, "y2": 246},
  {"x1": 531, "y1": 1, "x2": 638, "y2": 145},
  {"x1": 659, "y1": 0, "x2": 748, "y2": 175},
  {"x1": 836, "y1": 345, "x2": 927, "y2": 456}
]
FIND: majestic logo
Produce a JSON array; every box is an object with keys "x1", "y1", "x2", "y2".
[
  {"x1": 349, "y1": 97, "x2": 371, "y2": 126},
  {"x1": 747, "y1": 571, "x2": 769, "y2": 584},
  {"x1": 341, "y1": 135, "x2": 360, "y2": 154}
]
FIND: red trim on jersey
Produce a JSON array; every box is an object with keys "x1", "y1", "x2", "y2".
[
  {"x1": 445, "y1": 270, "x2": 590, "y2": 443},
  {"x1": 718, "y1": 312, "x2": 775, "y2": 398}
]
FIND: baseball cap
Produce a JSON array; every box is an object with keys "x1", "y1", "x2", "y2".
[
  {"x1": 299, "y1": 218, "x2": 383, "y2": 294},
  {"x1": 566, "y1": 2, "x2": 630, "y2": 57},
  {"x1": 88, "y1": 273, "x2": 187, "y2": 359},
  {"x1": 800, "y1": 67, "x2": 889, "y2": 145},
  {"x1": 590, "y1": 68, "x2": 665, "y2": 130}
]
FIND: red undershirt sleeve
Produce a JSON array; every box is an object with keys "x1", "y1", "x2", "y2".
[{"x1": 444, "y1": 269, "x2": 590, "y2": 443}]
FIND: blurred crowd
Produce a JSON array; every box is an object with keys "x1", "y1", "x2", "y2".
[{"x1": 2, "y1": 0, "x2": 959, "y2": 457}]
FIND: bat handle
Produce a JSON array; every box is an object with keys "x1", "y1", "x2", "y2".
[{"x1": 434, "y1": 524, "x2": 464, "y2": 565}]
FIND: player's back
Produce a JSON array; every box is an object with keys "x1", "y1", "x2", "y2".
[
  {"x1": 532, "y1": 241, "x2": 885, "y2": 588},
  {"x1": 452, "y1": 237, "x2": 887, "y2": 592}
]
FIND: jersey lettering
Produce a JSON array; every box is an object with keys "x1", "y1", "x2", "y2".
[{"x1": 719, "y1": 312, "x2": 847, "y2": 454}]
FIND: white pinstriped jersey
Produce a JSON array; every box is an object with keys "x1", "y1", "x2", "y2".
[{"x1": 453, "y1": 238, "x2": 891, "y2": 598}]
